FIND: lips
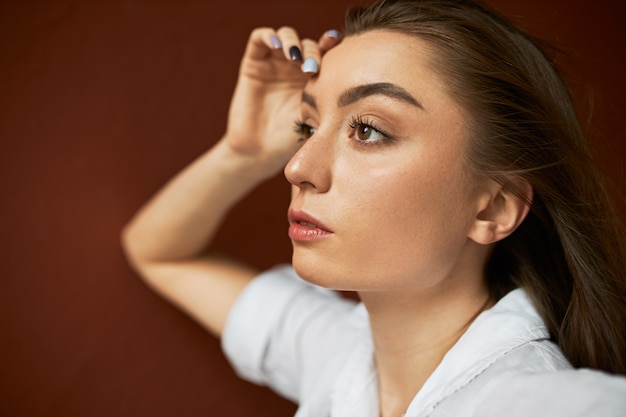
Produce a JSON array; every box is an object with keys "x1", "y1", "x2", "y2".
[
  {"x1": 288, "y1": 210, "x2": 332, "y2": 231},
  {"x1": 288, "y1": 210, "x2": 333, "y2": 241}
]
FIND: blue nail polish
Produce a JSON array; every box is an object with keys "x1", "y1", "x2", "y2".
[
  {"x1": 302, "y1": 58, "x2": 318, "y2": 74},
  {"x1": 270, "y1": 35, "x2": 282, "y2": 49},
  {"x1": 289, "y1": 46, "x2": 302, "y2": 61},
  {"x1": 326, "y1": 29, "x2": 341, "y2": 39}
]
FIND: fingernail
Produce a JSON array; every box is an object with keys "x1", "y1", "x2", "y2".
[
  {"x1": 302, "y1": 58, "x2": 318, "y2": 74},
  {"x1": 326, "y1": 29, "x2": 341, "y2": 39},
  {"x1": 289, "y1": 45, "x2": 302, "y2": 61},
  {"x1": 270, "y1": 35, "x2": 282, "y2": 49}
]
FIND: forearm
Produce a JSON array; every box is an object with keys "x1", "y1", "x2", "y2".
[
  {"x1": 120, "y1": 27, "x2": 338, "y2": 336},
  {"x1": 122, "y1": 138, "x2": 273, "y2": 266}
]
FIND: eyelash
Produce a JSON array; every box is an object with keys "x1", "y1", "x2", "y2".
[
  {"x1": 293, "y1": 119, "x2": 315, "y2": 141},
  {"x1": 293, "y1": 115, "x2": 394, "y2": 145},
  {"x1": 347, "y1": 114, "x2": 393, "y2": 146}
]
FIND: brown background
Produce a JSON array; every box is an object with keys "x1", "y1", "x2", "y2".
[{"x1": 1, "y1": 1, "x2": 624, "y2": 416}]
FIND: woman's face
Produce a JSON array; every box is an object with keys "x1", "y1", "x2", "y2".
[{"x1": 285, "y1": 30, "x2": 487, "y2": 292}]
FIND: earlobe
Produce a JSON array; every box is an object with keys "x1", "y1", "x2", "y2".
[{"x1": 468, "y1": 179, "x2": 532, "y2": 245}]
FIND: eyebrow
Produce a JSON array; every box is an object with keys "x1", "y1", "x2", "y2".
[
  {"x1": 302, "y1": 91, "x2": 317, "y2": 109},
  {"x1": 301, "y1": 82, "x2": 424, "y2": 111},
  {"x1": 338, "y1": 82, "x2": 423, "y2": 109}
]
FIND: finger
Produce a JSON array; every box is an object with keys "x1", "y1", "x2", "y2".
[
  {"x1": 245, "y1": 27, "x2": 283, "y2": 60},
  {"x1": 318, "y1": 29, "x2": 342, "y2": 54},
  {"x1": 276, "y1": 26, "x2": 304, "y2": 63},
  {"x1": 300, "y1": 38, "x2": 320, "y2": 75}
]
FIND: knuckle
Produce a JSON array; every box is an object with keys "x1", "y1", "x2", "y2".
[
  {"x1": 252, "y1": 27, "x2": 270, "y2": 35},
  {"x1": 250, "y1": 27, "x2": 272, "y2": 40},
  {"x1": 277, "y1": 26, "x2": 298, "y2": 37}
]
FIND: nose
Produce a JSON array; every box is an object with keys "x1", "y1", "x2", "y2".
[{"x1": 284, "y1": 131, "x2": 333, "y2": 193}]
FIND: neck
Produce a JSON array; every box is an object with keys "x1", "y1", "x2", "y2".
[{"x1": 359, "y1": 279, "x2": 492, "y2": 417}]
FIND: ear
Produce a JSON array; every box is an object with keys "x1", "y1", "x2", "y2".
[{"x1": 468, "y1": 178, "x2": 533, "y2": 245}]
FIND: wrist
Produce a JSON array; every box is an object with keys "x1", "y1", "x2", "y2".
[
  {"x1": 216, "y1": 134, "x2": 289, "y2": 182},
  {"x1": 212, "y1": 138, "x2": 283, "y2": 185}
]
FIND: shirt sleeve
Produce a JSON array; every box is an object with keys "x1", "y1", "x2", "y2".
[{"x1": 221, "y1": 265, "x2": 359, "y2": 403}]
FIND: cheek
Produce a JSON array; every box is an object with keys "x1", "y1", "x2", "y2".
[
  {"x1": 337, "y1": 157, "x2": 475, "y2": 283},
  {"x1": 362, "y1": 171, "x2": 457, "y2": 246}
]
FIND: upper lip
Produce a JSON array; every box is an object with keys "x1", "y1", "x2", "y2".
[{"x1": 288, "y1": 209, "x2": 333, "y2": 233}]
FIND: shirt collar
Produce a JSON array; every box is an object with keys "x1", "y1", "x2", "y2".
[
  {"x1": 329, "y1": 289, "x2": 549, "y2": 417},
  {"x1": 406, "y1": 288, "x2": 549, "y2": 416}
]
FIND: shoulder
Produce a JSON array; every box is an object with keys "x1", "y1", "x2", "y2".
[
  {"x1": 472, "y1": 369, "x2": 626, "y2": 417},
  {"x1": 222, "y1": 264, "x2": 361, "y2": 358},
  {"x1": 221, "y1": 265, "x2": 363, "y2": 402},
  {"x1": 223, "y1": 264, "x2": 359, "y2": 341},
  {"x1": 494, "y1": 338, "x2": 571, "y2": 372}
]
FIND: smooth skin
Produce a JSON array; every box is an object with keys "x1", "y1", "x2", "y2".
[
  {"x1": 122, "y1": 28, "x2": 531, "y2": 417},
  {"x1": 286, "y1": 30, "x2": 531, "y2": 417}
]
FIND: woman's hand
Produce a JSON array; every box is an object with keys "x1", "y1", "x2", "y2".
[
  {"x1": 122, "y1": 27, "x2": 340, "y2": 338},
  {"x1": 224, "y1": 27, "x2": 341, "y2": 178}
]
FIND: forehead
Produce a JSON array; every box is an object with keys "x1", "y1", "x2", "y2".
[{"x1": 309, "y1": 30, "x2": 447, "y2": 106}]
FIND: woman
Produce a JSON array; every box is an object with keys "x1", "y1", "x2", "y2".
[{"x1": 122, "y1": 0, "x2": 626, "y2": 416}]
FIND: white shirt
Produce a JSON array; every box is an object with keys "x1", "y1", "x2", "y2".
[{"x1": 222, "y1": 265, "x2": 626, "y2": 417}]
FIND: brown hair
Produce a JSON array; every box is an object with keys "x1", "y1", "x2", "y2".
[{"x1": 344, "y1": 0, "x2": 626, "y2": 373}]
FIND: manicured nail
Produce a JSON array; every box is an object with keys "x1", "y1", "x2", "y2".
[
  {"x1": 289, "y1": 45, "x2": 302, "y2": 61},
  {"x1": 270, "y1": 35, "x2": 282, "y2": 49},
  {"x1": 326, "y1": 29, "x2": 341, "y2": 39},
  {"x1": 302, "y1": 58, "x2": 318, "y2": 74}
]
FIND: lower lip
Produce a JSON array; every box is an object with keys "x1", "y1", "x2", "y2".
[{"x1": 288, "y1": 223, "x2": 332, "y2": 241}]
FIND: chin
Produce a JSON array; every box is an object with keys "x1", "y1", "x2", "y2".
[
  {"x1": 292, "y1": 256, "x2": 369, "y2": 293},
  {"x1": 292, "y1": 254, "x2": 323, "y2": 286},
  {"x1": 291, "y1": 251, "x2": 343, "y2": 290}
]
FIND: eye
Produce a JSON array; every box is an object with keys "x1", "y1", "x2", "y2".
[
  {"x1": 348, "y1": 115, "x2": 389, "y2": 144},
  {"x1": 354, "y1": 124, "x2": 384, "y2": 142},
  {"x1": 294, "y1": 119, "x2": 316, "y2": 141}
]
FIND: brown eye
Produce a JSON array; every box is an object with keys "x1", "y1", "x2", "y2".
[
  {"x1": 303, "y1": 125, "x2": 316, "y2": 139},
  {"x1": 356, "y1": 124, "x2": 373, "y2": 141},
  {"x1": 349, "y1": 117, "x2": 387, "y2": 144}
]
